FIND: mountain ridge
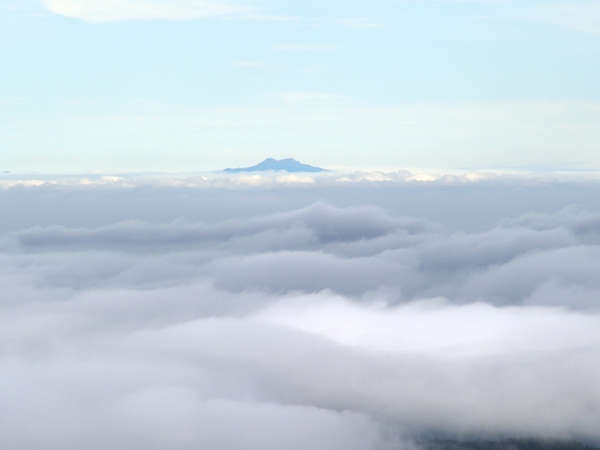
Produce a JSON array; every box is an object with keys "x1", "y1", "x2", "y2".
[{"x1": 224, "y1": 158, "x2": 327, "y2": 173}]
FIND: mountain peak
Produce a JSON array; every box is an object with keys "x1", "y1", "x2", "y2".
[{"x1": 224, "y1": 158, "x2": 327, "y2": 173}]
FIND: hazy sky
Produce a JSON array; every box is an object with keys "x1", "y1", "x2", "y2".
[{"x1": 2, "y1": 0, "x2": 600, "y2": 171}]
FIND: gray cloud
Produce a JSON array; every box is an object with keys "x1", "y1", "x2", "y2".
[
  {"x1": 14, "y1": 202, "x2": 412, "y2": 252},
  {"x1": 7, "y1": 200, "x2": 600, "y2": 309},
  {"x1": 2, "y1": 180, "x2": 600, "y2": 449}
]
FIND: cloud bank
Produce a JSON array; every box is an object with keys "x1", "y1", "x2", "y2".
[{"x1": 2, "y1": 180, "x2": 600, "y2": 449}]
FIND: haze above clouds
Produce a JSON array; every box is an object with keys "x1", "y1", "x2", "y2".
[{"x1": 3, "y1": 0, "x2": 600, "y2": 171}]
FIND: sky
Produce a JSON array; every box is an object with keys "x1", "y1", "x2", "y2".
[{"x1": 2, "y1": 0, "x2": 600, "y2": 172}]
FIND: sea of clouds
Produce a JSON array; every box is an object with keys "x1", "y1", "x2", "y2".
[{"x1": 2, "y1": 171, "x2": 600, "y2": 449}]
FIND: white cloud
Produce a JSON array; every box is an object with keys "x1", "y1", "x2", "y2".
[
  {"x1": 257, "y1": 296, "x2": 600, "y2": 357},
  {"x1": 8, "y1": 169, "x2": 598, "y2": 191},
  {"x1": 42, "y1": 0, "x2": 246, "y2": 22},
  {"x1": 537, "y1": 1, "x2": 600, "y2": 34}
]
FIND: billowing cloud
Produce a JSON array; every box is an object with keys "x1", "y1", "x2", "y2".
[
  {"x1": 5, "y1": 199, "x2": 600, "y2": 309},
  {"x1": 2, "y1": 180, "x2": 600, "y2": 449}
]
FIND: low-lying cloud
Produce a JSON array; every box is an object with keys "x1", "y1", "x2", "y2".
[{"x1": 2, "y1": 181, "x2": 600, "y2": 449}]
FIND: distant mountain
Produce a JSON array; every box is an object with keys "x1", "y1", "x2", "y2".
[{"x1": 224, "y1": 158, "x2": 327, "y2": 173}]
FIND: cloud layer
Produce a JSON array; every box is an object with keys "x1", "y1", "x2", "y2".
[{"x1": 2, "y1": 181, "x2": 600, "y2": 449}]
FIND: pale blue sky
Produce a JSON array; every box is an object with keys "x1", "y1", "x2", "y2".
[{"x1": 1, "y1": 0, "x2": 600, "y2": 172}]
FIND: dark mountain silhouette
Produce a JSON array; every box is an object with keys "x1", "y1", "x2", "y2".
[
  {"x1": 419, "y1": 438, "x2": 598, "y2": 450},
  {"x1": 224, "y1": 158, "x2": 327, "y2": 173}
]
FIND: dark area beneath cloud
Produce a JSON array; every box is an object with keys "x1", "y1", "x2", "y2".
[{"x1": 3, "y1": 180, "x2": 600, "y2": 233}]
